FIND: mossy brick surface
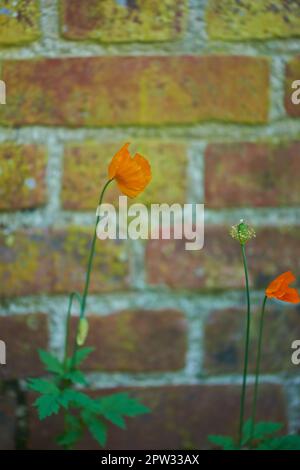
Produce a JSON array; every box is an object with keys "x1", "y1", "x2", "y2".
[
  {"x1": 0, "y1": 228, "x2": 128, "y2": 297},
  {"x1": 0, "y1": 144, "x2": 47, "y2": 211},
  {"x1": 0, "y1": 0, "x2": 40, "y2": 46},
  {"x1": 206, "y1": 0, "x2": 300, "y2": 40}
]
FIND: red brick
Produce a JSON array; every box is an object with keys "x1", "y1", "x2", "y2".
[
  {"x1": 0, "y1": 389, "x2": 16, "y2": 450},
  {"x1": 61, "y1": 0, "x2": 187, "y2": 42},
  {"x1": 204, "y1": 305, "x2": 300, "y2": 375},
  {"x1": 285, "y1": 56, "x2": 300, "y2": 117},
  {"x1": 0, "y1": 144, "x2": 47, "y2": 211},
  {"x1": 28, "y1": 384, "x2": 286, "y2": 449},
  {"x1": 205, "y1": 142, "x2": 300, "y2": 208},
  {"x1": 0, "y1": 56, "x2": 269, "y2": 127},
  {"x1": 62, "y1": 141, "x2": 187, "y2": 210},
  {"x1": 0, "y1": 228, "x2": 128, "y2": 297},
  {"x1": 69, "y1": 309, "x2": 187, "y2": 372},
  {"x1": 146, "y1": 226, "x2": 300, "y2": 290},
  {"x1": 0, "y1": 314, "x2": 48, "y2": 379}
]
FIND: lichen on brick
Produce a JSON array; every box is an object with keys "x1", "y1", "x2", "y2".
[
  {"x1": 0, "y1": 0, "x2": 40, "y2": 45},
  {"x1": 0, "y1": 144, "x2": 46, "y2": 211},
  {"x1": 51, "y1": 227, "x2": 129, "y2": 294},
  {"x1": 206, "y1": 0, "x2": 300, "y2": 40}
]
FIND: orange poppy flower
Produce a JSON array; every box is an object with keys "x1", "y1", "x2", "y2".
[
  {"x1": 108, "y1": 143, "x2": 151, "y2": 198},
  {"x1": 266, "y1": 271, "x2": 300, "y2": 303}
]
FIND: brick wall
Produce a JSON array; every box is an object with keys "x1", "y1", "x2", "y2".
[{"x1": 0, "y1": 0, "x2": 300, "y2": 450}]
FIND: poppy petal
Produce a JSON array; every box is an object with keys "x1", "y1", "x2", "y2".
[
  {"x1": 108, "y1": 143, "x2": 131, "y2": 179},
  {"x1": 281, "y1": 287, "x2": 300, "y2": 304}
]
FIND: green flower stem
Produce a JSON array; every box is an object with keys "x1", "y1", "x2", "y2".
[
  {"x1": 238, "y1": 243, "x2": 251, "y2": 447},
  {"x1": 63, "y1": 291, "x2": 82, "y2": 371},
  {"x1": 80, "y1": 179, "x2": 113, "y2": 319},
  {"x1": 250, "y1": 295, "x2": 268, "y2": 443},
  {"x1": 70, "y1": 179, "x2": 113, "y2": 367}
]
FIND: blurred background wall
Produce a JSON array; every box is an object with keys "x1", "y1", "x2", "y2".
[{"x1": 0, "y1": 0, "x2": 300, "y2": 449}]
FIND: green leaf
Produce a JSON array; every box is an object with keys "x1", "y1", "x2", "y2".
[
  {"x1": 57, "y1": 414, "x2": 82, "y2": 448},
  {"x1": 242, "y1": 419, "x2": 283, "y2": 446},
  {"x1": 59, "y1": 389, "x2": 95, "y2": 410},
  {"x1": 208, "y1": 435, "x2": 237, "y2": 450},
  {"x1": 96, "y1": 393, "x2": 150, "y2": 418},
  {"x1": 71, "y1": 347, "x2": 94, "y2": 366},
  {"x1": 82, "y1": 412, "x2": 107, "y2": 447},
  {"x1": 28, "y1": 378, "x2": 59, "y2": 395},
  {"x1": 65, "y1": 370, "x2": 88, "y2": 386},
  {"x1": 38, "y1": 349, "x2": 64, "y2": 375},
  {"x1": 34, "y1": 394, "x2": 61, "y2": 420},
  {"x1": 57, "y1": 430, "x2": 82, "y2": 448},
  {"x1": 256, "y1": 435, "x2": 300, "y2": 450},
  {"x1": 65, "y1": 413, "x2": 81, "y2": 430},
  {"x1": 93, "y1": 393, "x2": 149, "y2": 429},
  {"x1": 103, "y1": 412, "x2": 126, "y2": 429}
]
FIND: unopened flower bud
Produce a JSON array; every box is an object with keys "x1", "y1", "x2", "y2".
[
  {"x1": 230, "y1": 219, "x2": 256, "y2": 245},
  {"x1": 76, "y1": 318, "x2": 89, "y2": 346}
]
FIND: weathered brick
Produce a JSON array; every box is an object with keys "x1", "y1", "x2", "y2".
[
  {"x1": 0, "y1": 228, "x2": 128, "y2": 297},
  {"x1": 0, "y1": 0, "x2": 40, "y2": 46},
  {"x1": 285, "y1": 56, "x2": 300, "y2": 117},
  {"x1": 70, "y1": 309, "x2": 187, "y2": 372},
  {"x1": 0, "y1": 388, "x2": 16, "y2": 450},
  {"x1": 28, "y1": 384, "x2": 286, "y2": 449},
  {"x1": 0, "y1": 314, "x2": 48, "y2": 379},
  {"x1": 0, "y1": 56, "x2": 269, "y2": 126},
  {"x1": 146, "y1": 226, "x2": 300, "y2": 290},
  {"x1": 204, "y1": 305, "x2": 300, "y2": 375},
  {"x1": 51, "y1": 228, "x2": 128, "y2": 294},
  {"x1": 61, "y1": 0, "x2": 187, "y2": 43},
  {"x1": 0, "y1": 229, "x2": 52, "y2": 297},
  {"x1": 205, "y1": 142, "x2": 300, "y2": 208},
  {"x1": 0, "y1": 144, "x2": 47, "y2": 211},
  {"x1": 206, "y1": 1, "x2": 300, "y2": 40},
  {"x1": 62, "y1": 141, "x2": 187, "y2": 210}
]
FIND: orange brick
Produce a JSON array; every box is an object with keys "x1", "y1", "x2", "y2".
[{"x1": 0, "y1": 56, "x2": 269, "y2": 126}]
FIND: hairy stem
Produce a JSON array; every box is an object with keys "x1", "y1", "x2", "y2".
[
  {"x1": 70, "y1": 179, "x2": 113, "y2": 367},
  {"x1": 63, "y1": 291, "x2": 82, "y2": 371},
  {"x1": 250, "y1": 295, "x2": 267, "y2": 443},
  {"x1": 238, "y1": 243, "x2": 251, "y2": 447}
]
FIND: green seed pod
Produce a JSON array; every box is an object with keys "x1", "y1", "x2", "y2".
[{"x1": 230, "y1": 219, "x2": 256, "y2": 245}]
